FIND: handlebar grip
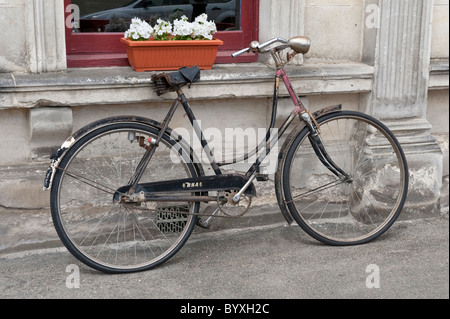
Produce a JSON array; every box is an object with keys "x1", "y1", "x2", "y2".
[{"x1": 232, "y1": 47, "x2": 251, "y2": 58}]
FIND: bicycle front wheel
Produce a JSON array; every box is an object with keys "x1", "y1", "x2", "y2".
[
  {"x1": 282, "y1": 111, "x2": 408, "y2": 245},
  {"x1": 50, "y1": 120, "x2": 201, "y2": 273}
]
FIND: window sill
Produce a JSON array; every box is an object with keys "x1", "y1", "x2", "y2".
[{"x1": 0, "y1": 62, "x2": 374, "y2": 109}]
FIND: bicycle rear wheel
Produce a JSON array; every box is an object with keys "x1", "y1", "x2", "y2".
[
  {"x1": 50, "y1": 120, "x2": 201, "y2": 273},
  {"x1": 282, "y1": 111, "x2": 408, "y2": 245}
]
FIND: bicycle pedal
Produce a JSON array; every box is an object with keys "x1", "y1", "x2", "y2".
[
  {"x1": 196, "y1": 205, "x2": 217, "y2": 229},
  {"x1": 196, "y1": 218, "x2": 211, "y2": 229}
]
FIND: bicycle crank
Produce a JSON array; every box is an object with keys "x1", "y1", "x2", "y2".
[{"x1": 217, "y1": 191, "x2": 252, "y2": 217}]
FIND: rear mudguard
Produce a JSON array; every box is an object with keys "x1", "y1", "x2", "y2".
[
  {"x1": 275, "y1": 104, "x2": 342, "y2": 225},
  {"x1": 43, "y1": 115, "x2": 204, "y2": 190}
]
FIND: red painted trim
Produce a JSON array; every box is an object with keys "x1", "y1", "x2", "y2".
[
  {"x1": 65, "y1": 0, "x2": 259, "y2": 68},
  {"x1": 67, "y1": 53, "x2": 129, "y2": 68}
]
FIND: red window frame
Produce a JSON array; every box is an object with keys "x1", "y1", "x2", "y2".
[{"x1": 64, "y1": 0, "x2": 259, "y2": 68}]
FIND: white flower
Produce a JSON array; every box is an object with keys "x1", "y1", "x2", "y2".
[
  {"x1": 173, "y1": 15, "x2": 194, "y2": 38},
  {"x1": 125, "y1": 17, "x2": 153, "y2": 40},
  {"x1": 192, "y1": 14, "x2": 217, "y2": 40},
  {"x1": 195, "y1": 13, "x2": 208, "y2": 24},
  {"x1": 153, "y1": 18, "x2": 172, "y2": 39},
  {"x1": 131, "y1": 17, "x2": 141, "y2": 25},
  {"x1": 124, "y1": 14, "x2": 217, "y2": 41}
]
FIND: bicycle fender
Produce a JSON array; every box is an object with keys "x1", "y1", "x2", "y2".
[
  {"x1": 43, "y1": 115, "x2": 204, "y2": 190},
  {"x1": 43, "y1": 136, "x2": 76, "y2": 190},
  {"x1": 275, "y1": 104, "x2": 342, "y2": 225}
]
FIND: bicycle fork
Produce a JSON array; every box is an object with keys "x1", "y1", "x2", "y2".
[
  {"x1": 301, "y1": 111, "x2": 352, "y2": 183},
  {"x1": 278, "y1": 67, "x2": 352, "y2": 183}
]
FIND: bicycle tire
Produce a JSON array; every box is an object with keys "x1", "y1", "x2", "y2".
[
  {"x1": 50, "y1": 120, "x2": 202, "y2": 273},
  {"x1": 281, "y1": 111, "x2": 408, "y2": 245}
]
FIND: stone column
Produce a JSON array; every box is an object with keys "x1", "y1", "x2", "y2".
[
  {"x1": 24, "y1": 0, "x2": 67, "y2": 73},
  {"x1": 362, "y1": 0, "x2": 443, "y2": 215}
]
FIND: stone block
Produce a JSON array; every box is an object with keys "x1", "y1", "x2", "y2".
[
  {"x1": 0, "y1": 0, "x2": 28, "y2": 73},
  {"x1": 0, "y1": 109, "x2": 29, "y2": 163},
  {"x1": 29, "y1": 107, "x2": 73, "y2": 160},
  {"x1": 431, "y1": 1, "x2": 450, "y2": 59},
  {"x1": 0, "y1": 164, "x2": 49, "y2": 210},
  {"x1": 403, "y1": 153, "x2": 444, "y2": 217},
  {"x1": 304, "y1": 0, "x2": 364, "y2": 61}
]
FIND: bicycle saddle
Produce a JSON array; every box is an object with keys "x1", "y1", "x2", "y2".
[{"x1": 151, "y1": 66, "x2": 201, "y2": 96}]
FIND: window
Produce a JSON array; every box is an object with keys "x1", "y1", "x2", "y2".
[{"x1": 64, "y1": 0, "x2": 259, "y2": 68}]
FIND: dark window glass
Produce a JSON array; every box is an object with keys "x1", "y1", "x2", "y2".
[{"x1": 73, "y1": 0, "x2": 240, "y2": 33}]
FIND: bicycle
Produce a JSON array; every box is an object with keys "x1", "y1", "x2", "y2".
[{"x1": 43, "y1": 36, "x2": 409, "y2": 274}]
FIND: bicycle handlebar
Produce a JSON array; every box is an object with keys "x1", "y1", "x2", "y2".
[
  {"x1": 232, "y1": 36, "x2": 311, "y2": 58},
  {"x1": 257, "y1": 37, "x2": 288, "y2": 50},
  {"x1": 231, "y1": 37, "x2": 288, "y2": 58}
]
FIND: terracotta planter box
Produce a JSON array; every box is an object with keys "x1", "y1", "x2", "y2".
[{"x1": 121, "y1": 37, "x2": 223, "y2": 72}]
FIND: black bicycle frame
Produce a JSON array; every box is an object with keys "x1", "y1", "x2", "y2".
[
  {"x1": 125, "y1": 66, "x2": 348, "y2": 200},
  {"x1": 176, "y1": 70, "x2": 302, "y2": 178}
]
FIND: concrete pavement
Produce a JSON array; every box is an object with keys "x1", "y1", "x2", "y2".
[{"x1": 0, "y1": 214, "x2": 448, "y2": 301}]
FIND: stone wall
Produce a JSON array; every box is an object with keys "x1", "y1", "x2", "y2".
[{"x1": 0, "y1": 0, "x2": 448, "y2": 216}]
